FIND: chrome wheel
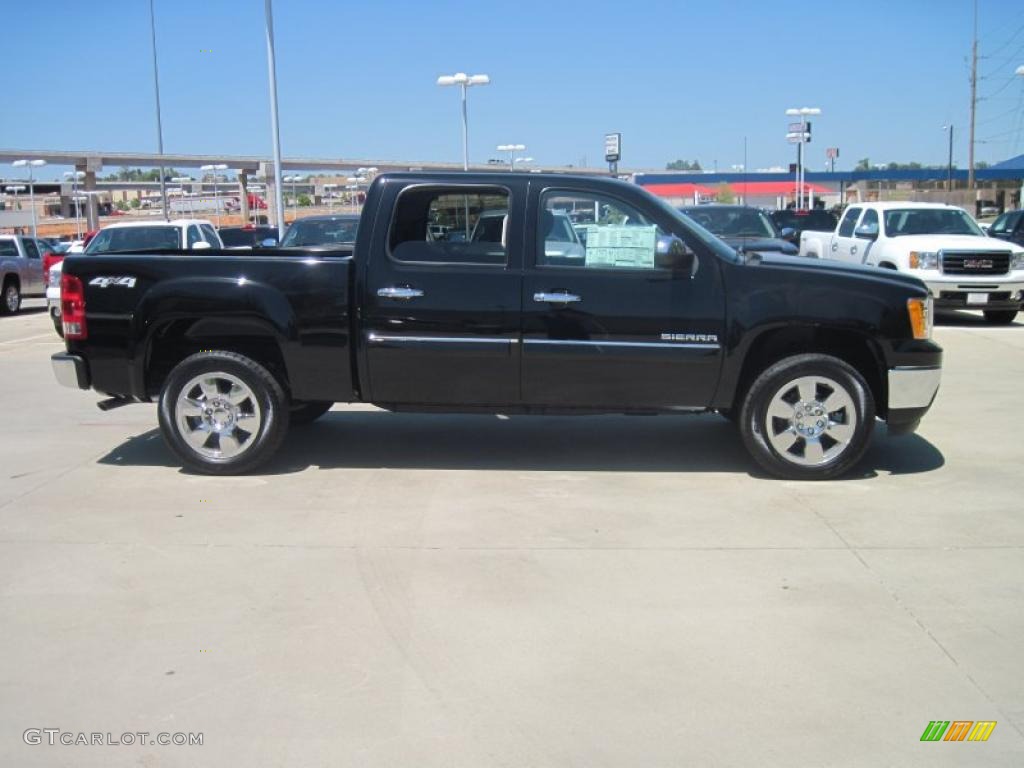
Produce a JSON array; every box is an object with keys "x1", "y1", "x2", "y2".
[
  {"x1": 764, "y1": 375, "x2": 857, "y2": 467},
  {"x1": 174, "y1": 372, "x2": 262, "y2": 461},
  {"x1": 4, "y1": 284, "x2": 19, "y2": 313}
]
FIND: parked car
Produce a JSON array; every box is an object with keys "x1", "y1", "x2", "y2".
[
  {"x1": 987, "y1": 209, "x2": 1024, "y2": 247},
  {"x1": 279, "y1": 215, "x2": 359, "y2": 249},
  {"x1": 679, "y1": 204, "x2": 799, "y2": 256},
  {"x1": 472, "y1": 208, "x2": 586, "y2": 260},
  {"x1": 218, "y1": 225, "x2": 280, "y2": 250},
  {"x1": 82, "y1": 219, "x2": 224, "y2": 254},
  {"x1": 52, "y1": 172, "x2": 942, "y2": 480},
  {"x1": 0, "y1": 234, "x2": 48, "y2": 314},
  {"x1": 769, "y1": 208, "x2": 839, "y2": 244},
  {"x1": 799, "y1": 202, "x2": 1024, "y2": 324}
]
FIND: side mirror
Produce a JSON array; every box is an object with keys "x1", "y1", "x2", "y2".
[
  {"x1": 779, "y1": 227, "x2": 797, "y2": 243},
  {"x1": 260, "y1": 238, "x2": 277, "y2": 248},
  {"x1": 191, "y1": 241, "x2": 212, "y2": 250},
  {"x1": 854, "y1": 223, "x2": 879, "y2": 240},
  {"x1": 655, "y1": 235, "x2": 697, "y2": 273}
]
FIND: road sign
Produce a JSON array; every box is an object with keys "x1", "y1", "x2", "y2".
[
  {"x1": 786, "y1": 132, "x2": 811, "y2": 143},
  {"x1": 604, "y1": 133, "x2": 621, "y2": 163},
  {"x1": 788, "y1": 122, "x2": 804, "y2": 132},
  {"x1": 826, "y1": 147, "x2": 839, "y2": 159}
]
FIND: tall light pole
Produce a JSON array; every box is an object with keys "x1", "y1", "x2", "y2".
[
  {"x1": 64, "y1": 170, "x2": 85, "y2": 238},
  {"x1": 171, "y1": 177, "x2": 193, "y2": 216},
  {"x1": 941, "y1": 125, "x2": 954, "y2": 202},
  {"x1": 147, "y1": 0, "x2": 169, "y2": 221},
  {"x1": 263, "y1": 0, "x2": 287, "y2": 241},
  {"x1": 785, "y1": 107, "x2": 820, "y2": 208},
  {"x1": 12, "y1": 159, "x2": 46, "y2": 239},
  {"x1": 284, "y1": 175, "x2": 302, "y2": 222},
  {"x1": 437, "y1": 72, "x2": 490, "y2": 170},
  {"x1": 5, "y1": 186, "x2": 25, "y2": 232},
  {"x1": 200, "y1": 163, "x2": 228, "y2": 227},
  {"x1": 324, "y1": 183, "x2": 337, "y2": 212},
  {"x1": 497, "y1": 144, "x2": 526, "y2": 170}
]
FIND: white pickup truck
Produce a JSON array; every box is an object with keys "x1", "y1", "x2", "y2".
[{"x1": 800, "y1": 202, "x2": 1024, "y2": 324}]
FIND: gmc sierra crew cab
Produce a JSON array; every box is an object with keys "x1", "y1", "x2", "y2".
[{"x1": 52, "y1": 172, "x2": 942, "y2": 480}]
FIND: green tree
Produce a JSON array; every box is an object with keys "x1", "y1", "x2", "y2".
[
  {"x1": 297, "y1": 194, "x2": 312, "y2": 207},
  {"x1": 855, "y1": 158, "x2": 871, "y2": 171},
  {"x1": 115, "y1": 200, "x2": 129, "y2": 211},
  {"x1": 129, "y1": 198, "x2": 141, "y2": 209},
  {"x1": 665, "y1": 159, "x2": 702, "y2": 171},
  {"x1": 716, "y1": 182, "x2": 736, "y2": 204}
]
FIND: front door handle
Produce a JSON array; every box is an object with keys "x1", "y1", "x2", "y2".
[
  {"x1": 850, "y1": 245, "x2": 858, "y2": 255},
  {"x1": 533, "y1": 291, "x2": 581, "y2": 304},
  {"x1": 831, "y1": 242, "x2": 839, "y2": 252},
  {"x1": 377, "y1": 286, "x2": 424, "y2": 301}
]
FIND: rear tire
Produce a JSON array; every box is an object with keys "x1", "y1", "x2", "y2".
[
  {"x1": 290, "y1": 400, "x2": 333, "y2": 425},
  {"x1": 739, "y1": 353, "x2": 875, "y2": 480},
  {"x1": 51, "y1": 312, "x2": 64, "y2": 338},
  {"x1": 983, "y1": 309, "x2": 1018, "y2": 325},
  {"x1": 158, "y1": 350, "x2": 289, "y2": 475},
  {"x1": 2, "y1": 279, "x2": 20, "y2": 314}
]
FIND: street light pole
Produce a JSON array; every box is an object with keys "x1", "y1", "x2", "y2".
[
  {"x1": 497, "y1": 144, "x2": 526, "y2": 171},
  {"x1": 264, "y1": 0, "x2": 287, "y2": 241},
  {"x1": 64, "y1": 171, "x2": 85, "y2": 238},
  {"x1": 942, "y1": 125, "x2": 954, "y2": 202},
  {"x1": 200, "y1": 164, "x2": 228, "y2": 227},
  {"x1": 12, "y1": 159, "x2": 46, "y2": 239},
  {"x1": 147, "y1": 0, "x2": 169, "y2": 221},
  {"x1": 785, "y1": 107, "x2": 820, "y2": 209},
  {"x1": 437, "y1": 73, "x2": 490, "y2": 170}
]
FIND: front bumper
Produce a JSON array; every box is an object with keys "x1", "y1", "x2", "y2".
[
  {"x1": 52, "y1": 353, "x2": 90, "y2": 390},
  {"x1": 922, "y1": 277, "x2": 1024, "y2": 310},
  {"x1": 886, "y1": 365, "x2": 941, "y2": 436}
]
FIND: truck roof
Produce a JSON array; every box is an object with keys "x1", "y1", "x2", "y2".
[
  {"x1": 97, "y1": 219, "x2": 216, "y2": 229},
  {"x1": 854, "y1": 201, "x2": 966, "y2": 211}
]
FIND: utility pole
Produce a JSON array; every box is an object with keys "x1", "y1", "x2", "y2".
[{"x1": 968, "y1": 0, "x2": 978, "y2": 190}]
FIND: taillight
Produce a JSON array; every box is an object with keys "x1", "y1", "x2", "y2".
[
  {"x1": 61, "y1": 273, "x2": 87, "y2": 340},
  {"x1": 42, "y1": 251, "x2": 64, "y2": 284}
]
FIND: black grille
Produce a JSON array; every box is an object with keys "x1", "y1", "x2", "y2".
[{"x1": 941, "y1": 251, "x2": 1010, "y2": 275}]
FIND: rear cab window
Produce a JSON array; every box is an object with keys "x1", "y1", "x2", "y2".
[
  {"x1": 388, "y1": 186, "x2": 511, "y2": 266},
  {"x1": 837, "y1": 207, "x2": 862, "y2": 237}
]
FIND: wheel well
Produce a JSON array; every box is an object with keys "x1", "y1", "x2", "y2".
[
  {"x1": 145, "y1": 318, "x2": 290, "y2": 398},
  {"x1": 2, "y1": 273, "x2": 19, "y2": 288},
  {"x1": 878, "y1": 262, "x2": 898, "y2": 269},
  {"x1": 732, "y1": 326, "x2": 886, "y2": 417}
]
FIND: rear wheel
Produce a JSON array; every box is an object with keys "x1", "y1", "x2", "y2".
[
  {"x1": 739, "y1": 353, "x2": 875, "y2": 480},
  {"x1": 51, "y1": 311, "x2": 64, "y2": 338},
  {"x1": 2, "y1": 280, "x2": 20, "y2": 314},
  {"x1": 290, "y1": 400, "x2": 333, "y2": 425},
  {"x1": 158, "y1": 351, "x2": 289, "y2": 475},
  {"x1": 983, "y1": 309, "x2": 1018, "y2": 325}
]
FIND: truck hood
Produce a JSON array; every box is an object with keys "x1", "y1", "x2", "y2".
[
  {"x1": 886, "y1": 234, "x2": 1021, "y2": 253},
  {"x1": 721, "y1": 235, "x2": 799, "y2": 256},
  {"x1": 749, "y1": 252, "x2": 927, "y2": 293}
]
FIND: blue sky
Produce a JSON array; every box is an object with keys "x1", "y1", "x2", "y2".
[{"x1": 2, "y1": 0, "x2": 1023, "y2": 178}]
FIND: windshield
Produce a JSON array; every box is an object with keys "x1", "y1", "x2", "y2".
[
  {"x1": 85, "y1": 226, "x2": 182, "y2": 253},
  {"x1": 680, "y1": 207, "x2": 777, "y2": 238},
  {"x1": 884, "y1": 208, "x2": 983, "y2": 237},
  {"x1": 281, "y1": 218, "x2": 358, "y2": 247}
]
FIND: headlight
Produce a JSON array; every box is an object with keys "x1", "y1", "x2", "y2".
[
  {"x1": 908, "y1": 251, "x2": 938, "y2": 269},
  {"x1": 47, "y1": 268, "x2": 61, "y2": 288},
  {"x1": 907, "y1": 297, "x2": 933, "y2": 340},
  {"x1": 1012, "y1": 251, "x2": 1024, "y2": 271}
]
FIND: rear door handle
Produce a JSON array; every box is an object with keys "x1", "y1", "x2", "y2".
[
  {"x1": 377, "y1": 286, "x2": 424, "y2": 301},
  {"x1": 830, "y1": 242, "x2": 839, "y2": 252},
  {"x1": 850, "y1": 245, "x2": 858, "y2": 255},
  {"x1": 534, "y1": 291, "x2": 581, "y2": 304}
]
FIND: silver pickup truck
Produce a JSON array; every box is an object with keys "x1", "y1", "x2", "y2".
[{"x1": 0, "y1": 235, "x2": 47, "y2": 314}]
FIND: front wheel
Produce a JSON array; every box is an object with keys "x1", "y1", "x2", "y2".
[
  {"x1": 158, "y1": 351, "x2": 289, "y2": 475},
  {"x1": 2, "y1": 280, "x2": 20, "y2": 314},
  {"x1": 983, "y1": 309, "x2": 1018, "y2": 325},
  {"x1": 739, "y1": 353, "x2": 875, "y2": 480}
]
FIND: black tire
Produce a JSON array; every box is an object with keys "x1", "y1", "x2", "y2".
[
  {"x1": 157, "y1": 350, "x2": 289, "y2": 475},
  {"x1": 51, "y1": 312, "x2": 64, "y2": 338},
  {"x1": 2, "y1": 279, "x2": 20, "y2": 315},
  {"x1": 739, "y1": 353, "x2": 875, "y2": 480},
  {"x1": 289, "y1": 400, "x2": 333, "y2": 425},
  {"x1": 983, "y1": 309, "x2": 1018, "y2": 325}
]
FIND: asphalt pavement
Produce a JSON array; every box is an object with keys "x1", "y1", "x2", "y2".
[{"x1": 1, "y1": 299, "x2": 1022, "y2": 766}]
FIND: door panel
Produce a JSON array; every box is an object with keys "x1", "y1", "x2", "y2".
[
  {"x1": 521, "y1": 187, "x2": 725, "y2": 409},
  {"x1": 362, "y1": 184, "x2": 524, "y2": 406}
]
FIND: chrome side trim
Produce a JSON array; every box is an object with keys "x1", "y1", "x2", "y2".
[
  {"x1": 888, "y1": 366, "x2": 941, "y2": 410},
  {"x1": 367, "y1": 333, "x2": 518, "y2": 345},
  {"x1": 524, "y1": 338, "x2": 720, "y2": 350}
]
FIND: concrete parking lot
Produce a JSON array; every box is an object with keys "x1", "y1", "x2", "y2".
[{"x1": 1, "y1": 299, "x2": 1022, "y2": 766}]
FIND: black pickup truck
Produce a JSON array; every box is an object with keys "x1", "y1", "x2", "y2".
[{"x1": 52, "y1": 172, "x2": 941, "y2": 480}]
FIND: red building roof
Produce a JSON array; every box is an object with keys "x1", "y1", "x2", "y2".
[{"x1": 644, "y1": 181, "x2": 833, "y2": 198}]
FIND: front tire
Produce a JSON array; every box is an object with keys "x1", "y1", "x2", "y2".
[
  {"x1": 158, "y1": 351, "x2": 289, "y2": 475},
  {"x1": 983, "y1": 309, "x2": 1018, "y2": 325},
  {"x1": 2, "y1": 280, "x2": 20, "y2": 314},
  {"x1": 739, "y1": 353, "x2": 875, "y2": 480}
]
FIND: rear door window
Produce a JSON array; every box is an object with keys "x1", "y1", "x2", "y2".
[
  {"x1": 187, "y1": 226, "x2": 202, "y2": 247},
  {"x1": 200, "y1": 224, "x2": 221, "y2": 247},
  {"x1": 23, "y1": 239, "x2": 41, "y2": 259},
  {"x1": 837, "y1": 207, "x2": 861, "y2": 238}
]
